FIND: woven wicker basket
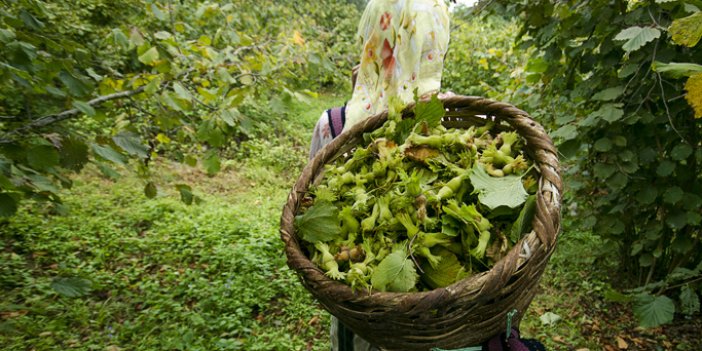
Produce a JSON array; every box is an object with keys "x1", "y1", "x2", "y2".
[{"x1": 280, "y1": 95, "x2": 562, "y2": 350}]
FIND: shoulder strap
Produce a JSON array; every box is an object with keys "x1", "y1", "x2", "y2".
[{"x1": 327, "y1": 106, "x2": 346, "y2": 138}]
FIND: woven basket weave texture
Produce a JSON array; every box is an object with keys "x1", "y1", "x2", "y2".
[{"x1": 280, "y1": 96, "x2": 562, "y2": 350}]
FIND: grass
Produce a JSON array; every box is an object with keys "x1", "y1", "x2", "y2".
[{"x1": 1, "y1": 93, "x2": 699, "y2": 351}]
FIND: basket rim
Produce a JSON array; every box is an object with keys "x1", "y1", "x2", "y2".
[{"x1": 280, "y1": 94, "x2": 562, "y2": 305}]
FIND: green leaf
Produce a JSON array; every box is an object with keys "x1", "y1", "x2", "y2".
[
  {"x1": 202, "y1": 151, "x2": 220, "y2": 176},
  {"x1": 197, "y1": 123, "x2": 225, "y2": 148},
  {"x1": 154, "y1": 31, "x2": 172, "y2": 40},
  {"x1": 639, "y1": 148, "x2": 657, "y2": 164},
  {"x1": 96, "y1": 162, "x2": 121, "y2": 180},
  {"x1": 27, "y1": 145, "x2": 59, "y2": 171},
  {"x1": 686, "y1": 211, "x2": 702, "y2": 226},
  {"x1": 138, "y1": 47, "x2": 160, "y2": 65},
  {"x1": 176, "y1": 184, "x2": 194, "y2": 205},
  {"x1": 0, "y1": 28, "x2": 16, "y2": 43},
  {"x1": 294, "y1": 201, "x2": 342, "y2": 243},
  {"x1": 662, "y1": 186, "x2": 684, "y2": 204},
  {"x1": 636, "y1": 187, "x2": 657, "y2": 204},
  {"x1": 0, "y1": 193, "x2": 18, "y2": 217},
  {"x1": 634, "y1": 293, "x2": 675, "y2": 328},
  {"x1": 608, "y1": 172, "x2": 628, "y2": 190},
  {"x1": 551, "y1": 124, "x2": 578, "y2": 140},
  {"x1": 526, "y1": 57, "x2": 548, "y2": 73},
  {"x1": 592, "y1": 86, "x2": 624, "y2": 101},
  {"x1": 656, "y1": 160, "x2": 675, "y2": 177},
  {"x1": 594, "y1": 137, "x2": 613, "y2": 152},
  {"x1": 614, "y1": 26, "x2": 661, "y2": 52},
  {"x1": 51, "y1": 277, "x2": 92, "y2": 298},
  {"x1": 58, "y1": 70, "x2": 92, "y2": 97},
  {"x1": 113, "y1": 133, "x2": 149, "y2": 159},
  {"x1": 145, "y1": 77, "x2": 162, "y2": 94},
  {"x1": 414, "y1": 94, "x2": 445, "y2": 128},
  {"x1": 589, "y1": 103, "x2": 624, "y2": 123},
  {"x1": 72, "y1": 100, "x2": 96, "y2": 117},
  {"x1": 680, "y1": 285, "x2": 701, "y2": 316},
  {"x1": 19, "y1": 9, "x2": 45, "y2": 30},
  {"x1": 470, "y1": 164, "x2": 528, "y2": 210},
  {"x1": 669, "y1": 12, "x2": 702, "y2": 47},
  {"x1": 112, "y1": 28, "x2": 129, "y2": 49},
  {"x1": 652, "y1": 61, "x2": 702, "y2": 78},
  {"x1": 184, "y1": 155, "x2": 198, "y2": 167},
  {"x1": 92, "y1": 144, "x2": 127, "y2": 165},
  {"x1": 510, "y1": 195, "x2": 536, "y2": 242},
  {"x1": 371, "y1": 247, "x2": 418, "y2": 292},
  {"x1": 604, "y1": 289, "x2": 632, "y2": 303},
  {"x1": 667, "y1": 211, "x2": 688, "y2": 229},
  {"x1": 593, "y1": 163, "x2": 616, "y2": 179},
  {"x1": 671, "y1": 144, "x2": 693, "y2": 161},
  {"x1": 144, "y1": 182, "x2": 157, "y2": 198},
  {"x1": 151, "y1": 3, "x2": 167, "y2": 21},
  {"x1": 173, "y1": 82, "x2": 191, "y2": 100}
]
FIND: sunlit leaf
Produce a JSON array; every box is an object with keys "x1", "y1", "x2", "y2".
[
  {"x1": 470, "y1": 164, "x2": 528, "y2": 210},
  {"x1": 539, "y1": 312, "x2": 561, "y2": 326},
  {"x1": 614, "y1": 26, "x2": 661, "y2": 52},
  {"x1": 652, "y1": 61, "x2": 702, "y2": 78},
  {"x1": 138, "y1": 47, "x2": 160, "y2": 65},
  {"x1": 371, "y1": 247, "x2": 418, "y2": 292},
  {"x1": 669, "y1": 12, "x2": 702, "y2": 47},
  {"x1": 684, "y1": 73, "x2": 702, "y2": 118}
]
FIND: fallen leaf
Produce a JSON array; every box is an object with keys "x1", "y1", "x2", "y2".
[
  {"x1": 552, "y1": 335, "x2": 566, "y2": 343},
  {"x1": 308, "y1": 316, "x2": 319, "y2": 325},
  {"x1": 616, "y1": 336, "x2": 629, "y2": 349},
  {"x1": 604, "y1": 345, "x2": 617, "y2": 351},
  {"x1": 540, "y1": 311, "x2": 562, "y2": 326},
  {"x1": 576, "y1": 349, "x2": 590, "y2": 351}
]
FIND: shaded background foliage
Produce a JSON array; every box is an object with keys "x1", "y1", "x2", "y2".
[{"x1": 485, "y1": 0, "x2": 702, "y2": 327}]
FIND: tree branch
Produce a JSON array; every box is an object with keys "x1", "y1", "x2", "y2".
[{"x1": 0, "y1": 87, "x2": 148, "y2": 144}]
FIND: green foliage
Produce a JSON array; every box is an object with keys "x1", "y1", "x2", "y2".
[
  {"x1": 489, "y1": 0, "x2": 702, "y2": 327},
  {"x1": 0, "y1": 0, "x2": 359, "y2": 214},
  {"x1": 442, "y1": 14, "x2": 532, "y2": 101},
  {"x1": 0, "y1": 160, "x2": 328, "y2": 350}
]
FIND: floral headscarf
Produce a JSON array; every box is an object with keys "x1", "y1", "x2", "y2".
[{"x1": 343, "y1": 0, "x2": 451, "y2": 130}]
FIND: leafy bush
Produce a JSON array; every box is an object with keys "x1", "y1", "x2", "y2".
[
  {"x1": 0, "y1": 0, "x2": 359, "y2": 215},
  {"x1": 488, "y1": 0, "x2": 702, "y2": 327},
  {"x1": 443, "y1": 13, "x2": 531, "y2": 101}
]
